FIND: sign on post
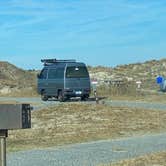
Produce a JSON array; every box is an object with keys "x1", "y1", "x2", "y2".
[{"x1": 0, "y1": 104, "x2": 32, "y2": 166}]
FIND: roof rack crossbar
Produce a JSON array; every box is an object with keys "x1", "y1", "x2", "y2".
[{"x1": 41, "y1": 59, "x2": 76, "y2": 65}]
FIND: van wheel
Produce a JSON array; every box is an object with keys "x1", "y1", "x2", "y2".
[
  {"x1": 41, "y1": 91, "x2": 48, "y2": 101},
  {"x1": 58, "y1": 91, "x2": 65, "y2": 102},
  {"x1": 81, "y1": 96, "x2": 86, "y2": 101},
  {"x1": 81, "y1": 95, "x2": 88, "y2": 101}
]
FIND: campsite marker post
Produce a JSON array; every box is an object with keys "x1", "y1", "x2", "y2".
[{"x1": 0, "y1": 104, "x2": 32, "y2": 166}]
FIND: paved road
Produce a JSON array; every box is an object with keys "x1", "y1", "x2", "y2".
[
  {"x1": 106, "y1": 100, "x2": 166, "y2": 111},
  {"x1": 7, "y1": 133, "x2": 166, "y2": 166},
  {"x1": 0, "y1": 97, "x2": 59, "y2": 110},
  {"x1": 1, "y1": 97, "x2": 166, "y2": 111}
]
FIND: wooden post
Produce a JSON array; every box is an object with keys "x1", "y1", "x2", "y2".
[{"x1": 0, "y1": 130, "x2": 8, "y2": 166}]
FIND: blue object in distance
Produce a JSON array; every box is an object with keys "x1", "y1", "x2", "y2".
[{"x1": 156, "y1": 76, "x2": 164, "y2": 84}]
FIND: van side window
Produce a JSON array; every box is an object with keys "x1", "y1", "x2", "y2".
[
  {"x1": 39, "y1": 69, "x2": 48, "y2": 79},
  {"x1": 56, "y1": 68, "x2": 64, "y2": 78},
  {"x1": 48, "y1": 68, "x2": 64, "y2": 79}
]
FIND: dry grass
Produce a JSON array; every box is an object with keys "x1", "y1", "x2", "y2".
[
  {"x1": 97, "y1": 82, "x2": 137, "y2": 97},
  {"x1": 7, "y1": 103, "x2": 166, "y2": 152},
  {"x1": 108, "y1": 92, "x2": 166, "y2": 103},
  {"x1": 96, "y1": 84, "x2": 166, "y2": 103},
  {"x1": 101, "y1": 151, "x2": 166, "y2": 166}
]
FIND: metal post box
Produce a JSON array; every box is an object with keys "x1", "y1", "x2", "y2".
[{"x1": 0, "y1": 104, "x2": 31, "y2": 130}]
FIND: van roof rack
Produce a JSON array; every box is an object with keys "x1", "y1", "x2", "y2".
[{"x1": 41, "y1": 59, "x2": 76, "y2": 66}]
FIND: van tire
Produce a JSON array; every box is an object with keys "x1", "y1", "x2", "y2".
[
  {"x1": 58, "y1": 90, "x2": 65, "y2": 102},
  {"x1": 41, "y1": 91, "x2": 48, "y2": 101},
  {"x1": 81, "y1": 95, "x2": 87, "y2": 101}
]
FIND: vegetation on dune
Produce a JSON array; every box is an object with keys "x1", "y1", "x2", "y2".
[{"x1": 1, "y1": 58, "x2": 166, "y2": 96}]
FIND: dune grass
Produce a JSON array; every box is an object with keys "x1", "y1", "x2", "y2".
[{"x1": 7, "y1": 103, "x2": 166, "y2": 152}]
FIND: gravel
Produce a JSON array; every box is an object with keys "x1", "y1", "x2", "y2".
[{"x1": 7, "y1": 133, "x2": 166, "y2": 166}]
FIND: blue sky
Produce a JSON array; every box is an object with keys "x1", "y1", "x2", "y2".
[{"x1": 0, "y1": 0, "x2": 166, "y2": 69}]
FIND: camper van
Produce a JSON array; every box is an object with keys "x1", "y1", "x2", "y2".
[{"x1": 37, "y1": 59, "x2": 91, "y2": 101}]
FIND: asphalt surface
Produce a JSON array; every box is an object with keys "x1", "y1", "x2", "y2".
[
  {"x1": 1, "y1": 97, "x2": 166, "y2": 111},
  {"x1": 0, "y1": 97, "x2": 59, "y2": 110},
  {"x1": 0, "y1": 97, "x2": 166, "y2": 165},
  {"x1": 7, "y1": 133, "x2": 166, "y2": 166},
  {"x1": 106, "y1": 100, "x2": 166, "y2": 111}
]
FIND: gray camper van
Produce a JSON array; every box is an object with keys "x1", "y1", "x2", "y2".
[{"x1": 37, "y1": 59, "x2": 91, "y2": 101}]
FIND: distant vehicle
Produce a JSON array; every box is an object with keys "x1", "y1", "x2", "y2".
[{"x1": 37, "y1": 59, "x2": 91, "y2": 101}]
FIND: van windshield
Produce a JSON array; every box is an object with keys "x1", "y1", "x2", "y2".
[{"x1": 66, "y1": 66, "x2": 89, "y2": 78}]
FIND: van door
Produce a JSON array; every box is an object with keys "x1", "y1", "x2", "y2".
[
  {"x1": 37, "y1": 68, "x2": 48, "y2": 94},
  {"x1": 47, "y1": 68, "x2": 64, "y2": 96},
  {"x1": 65, "y1": 66, "x2": 90, "y2": 90}
]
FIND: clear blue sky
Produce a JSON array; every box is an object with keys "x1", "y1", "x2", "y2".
[{"x1": 0, "y1": 0, "x2": 166, "y2": 69}]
